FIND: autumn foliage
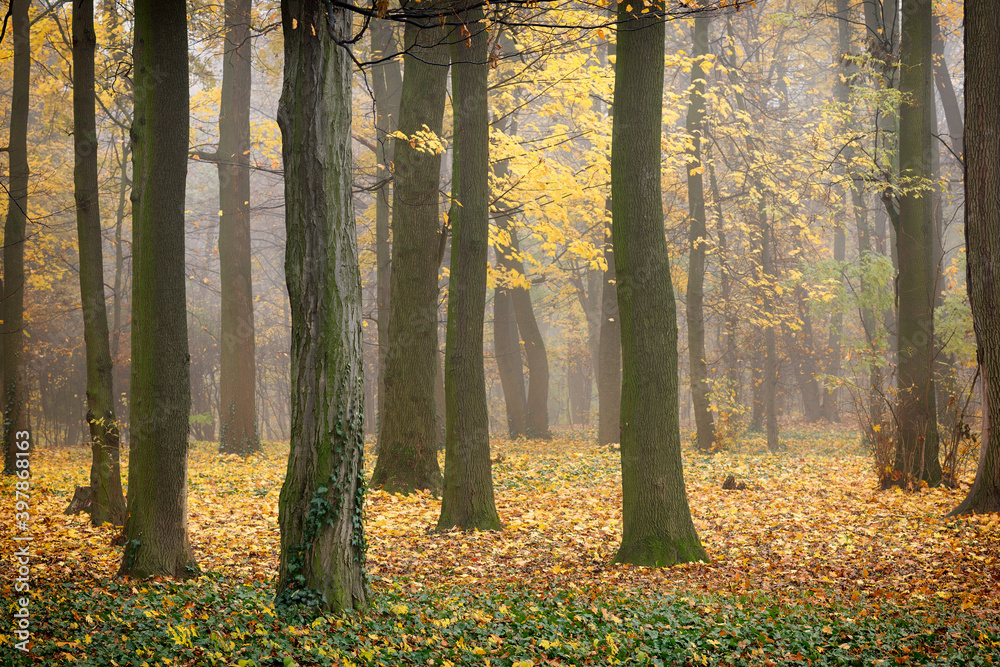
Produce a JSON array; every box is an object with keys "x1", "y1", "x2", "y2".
[{"x1": 3, "y1": 426, "x2": 998, "y2": 664}]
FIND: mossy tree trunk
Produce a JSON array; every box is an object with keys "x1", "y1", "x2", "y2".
[
  {"x1": 438, "y1": 4, "x2": 501, "y2": 531},
  {"x1": 611, "y1": 1, "x2": 706, "y2": 567},
  {"x1": 684, "y1": 15, "x2": 715, "y2": 453},
  {"x1": 372, "y1": 21, "x2": 449, "y2": 495},
  {"x1": 118, "y1": 0, "x2": 197, "y2": 578},
  {"x1": 218, "y1": 0, "x2": 260, "y2": 456},
  {"x1": 275, "y1": 0, "x2": 368, "y2": 612},
  {"x1": 949, "y1": 0, "x2": 1000, "y2": 516},
  {"x1": 2, "y1": 0, "x2": 29, "y2": 476},
  {"x1": 73, "y1": 0, "x2": 125, "y2": 525},
  {"x1": 893, "y1": 0, "x2": 942, "y2": 488}
]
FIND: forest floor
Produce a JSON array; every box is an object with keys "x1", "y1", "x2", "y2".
[{"x1": 3, "y1": 424, "x2": 999, "y2": 666}]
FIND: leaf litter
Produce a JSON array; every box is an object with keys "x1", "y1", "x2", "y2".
[{"x1": 3, "y1": 423, "x2": 999, "y2": 665}]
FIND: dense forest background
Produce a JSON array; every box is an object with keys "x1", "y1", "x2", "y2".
[{"x1": 0, "y1": 0, "x2": 973, "y2": 457}]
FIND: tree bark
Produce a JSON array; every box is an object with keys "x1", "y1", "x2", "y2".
[
  {"x1": 597, "y1": 21, "x2": 620, "y2": 449},
  {"x1": 949, "y1": 0, "x2": 1000, "y2": 516},
  {"x1": 611, "y1": 2, "x2": 706, "y2": 567},
  {"x1": 496, "y1": 220, "x2": 550, "y2": 439},
  {"x1": 372, "y1": 19, "x2": 402, "y2": 432},
  {"x1": 111, "y1": 136, "x2": 130, "y2": 424},
  {"x1": 597, "y1": 216, "x2": 621, "y2": 447},
  {"x1": 893, "y1": 0, "x2": 942, "y2": 488},
  {"x1": 218, "y1": 0, "x2": 260, "y2": 455},
  {"x1": 118, "y1": 0, "x2": 197, "y2": 578},
  {"x1": 73, "y1": 0, "x2": 126, "y2": 525},
  {"x1": 494, "y1": 285, "x2": 527, "y2": 437},
  {"x1": 685, "y1": 15, "x2": 716, "y2": 453},
  {"x1": 2, "y1": 0, "x2": 30, "y2": 476},
  {"x1": 930, "y1": 13, "x2": 962, "y2": 165},
  {"x1": 438, "y1": 4, "x2": 501, "y2": 531},
  {"x1": 930, "y1": 74, "x2": 958, "y2": 439},
  {"x1": 275, "y1": 0, "x2": 368, "y2": 612},
  {"x1": 372, "y1": 21, "x2": 448, "y2": 495}
]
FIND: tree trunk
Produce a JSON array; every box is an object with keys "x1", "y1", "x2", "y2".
[
  {"x1": 438, "y1": 4, "x2": 501, "y2": 531},
  {"x1": 118, "y1": 0, "x2": 197, "y2": 578},
  {"x1": 597, "y1": 216, "x2": 621, "y2": 447},
  {"x1": 496, "y1": 219, "x2": 550, "y2": 439},
  {"x1": 789, "y1": 225, "x2": 822, "y2": 424},
  {"x1": 930, "y1": 77, "x2": 958, "y2": 438},
  {"x1": 931, "y1": 13, "x2": 962, "y2": 164},
  {"x1": 372, "y1": 20, "x2": 402, "y2": 433},
  {"x1": 111, "y1": 136, "x2": 130, "y2": 424},
  {"x1": 949, "y1": 0, "x2": 1000, "y2": 516},
  {"x1": 2, "y1": 0, "x2": 29, "y2": 476},
  {"x1": 893, "y1": 0, "x2": 942, "y2": 488},
  {"x1": 761, "y1": 221, "x2": 780, "y2": 452},
  {"x1": 218, "y1": 0, "x2": 259, "y2": 455},
  {"x1": 597, "y1": 18, "x2": 620, "y2": 449},
  {"x1": 685, "y1": 15, "x2": 716, "y2": 453},
  {"x1": 275, "y1": 0, "x2": 367, "y2": 612},
  {"x1": 821, "y1": 219, "x2": 845, "y2": 422},
  {"x1": 372, "y1": 21, "x2": 448, "y2": 495},
  {"x1": 494, "y1": 285, "x2": 527, "y2": 437},
  {"x1": 824, "y1": 7, "x2": 848, "y2": 424},
  {"x1": 708, "y1": 158, "x2": 739, "y2": 413},
  {"x1": 73, "y1": 0, "x2": 126, "y2": 526},
  {"x1": 611, "y1": 3, "x2": 706, "y2": 567},
  {"x1": 790, "y1": 275, "x2": 823, "y2": 424}
]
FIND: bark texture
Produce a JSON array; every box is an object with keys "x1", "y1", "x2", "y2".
[
  {"x1": 893, "y1": 0, "x2": 942, "y2": 488},
  {"x1": 218, "y1": 0, "x2": 260, "y2": 455},
  {"x1": 275, "y1": 0, "x2": 367, "y2": 612},
  {"x1": 949, "y1": 0, "x2": 1000, "y2": 516},
  {"x1": 372, "y1": 21, "x2": 448, "y2": 495},
  {"x1": 74, "y1": 0, "x2": 126, "y2": 525},
  {"x1": 611, "y1": 3, "x2": 706, "y2": 566},
  {"x1": 438, "y1": 5, "x2": 501, "y2": 531},
  {"x1": 2, "y1": 0, "x2": 30, "y2": 476},
  {"x1": 372, "y1": 19, "x2": 402, "y2": 431},
  {"x1": 684, "y1": 15, "x2": 715, "y2": 453},
  {"x1": 119, "y1": 0, "x2": 197, "y2": 578}
]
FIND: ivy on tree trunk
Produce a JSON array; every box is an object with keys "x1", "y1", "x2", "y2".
[{"x1": 275, "y1": 0, "x2": 367, "y2": 612}]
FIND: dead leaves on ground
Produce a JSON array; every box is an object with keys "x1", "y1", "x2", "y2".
[{"x1": 4, "y1": 424, "x2": 999, "y2": 618}]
